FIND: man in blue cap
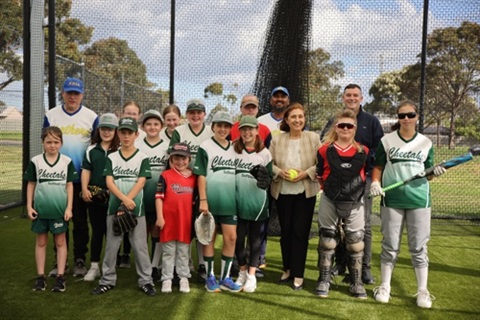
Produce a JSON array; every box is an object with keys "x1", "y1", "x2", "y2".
[
  {"x1": 43, "y1": 77, "x2": 99, "y2": 278},
  {"x1": 257, "y1": 86, "x2": 290, "y2": 137}
]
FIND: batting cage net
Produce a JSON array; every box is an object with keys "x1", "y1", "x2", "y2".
[{"x1": 1, "y1": 0, "x2": 479, "y2": 223}]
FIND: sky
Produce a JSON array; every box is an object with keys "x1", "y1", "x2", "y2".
[{"x1": 1, "y1": 0, "x2": 478, "y2": 113}]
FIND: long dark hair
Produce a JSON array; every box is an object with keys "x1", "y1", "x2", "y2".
[
  {"x1": 391, "y1": 100, "x2": 418, "y2": 131},
  {"x1": 92, "y1": 128, "x2": 120, "y2": 152}
]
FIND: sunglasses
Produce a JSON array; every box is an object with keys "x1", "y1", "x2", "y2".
[
  {"x1": 336, "y1": 123, "x2": 356, "y2": 130},
  {"x1": 398, "y1": 112, "x2": 417, "y2": 119}
]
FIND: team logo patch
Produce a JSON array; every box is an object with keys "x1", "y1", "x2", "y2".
[
  {"x1": 53, "y1": 222, "x2": 64, "y2": 229},
  {"x1": 341, "y1": 163, "x2": 352, "y2": 168}
]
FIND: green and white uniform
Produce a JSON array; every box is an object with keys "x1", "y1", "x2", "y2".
[
  {"x1": 375, "y1": 130, "x2": 435, "y2": 269},
  {"x1": 169, "y1": 123, "x2": 213, "y2": 169},
  {"x1": 103, "y1": 149, "x2": 152, "y2": 216},
  {"x1": 235, "y1": 148, "x2": 272, "y2": 221},
  {"x1": 160, "y1": 128, "x2": 173, "y2": 144},
  {"x1": 24, "y1": 153, "x2": 78, "y2": 220},
  {"x1": 136, "y1": 138, "x2": 169, "y2": 219},
  {"x1": 193, "y1": 138, "x2": 236, "y2": 216},
  {"x1": 375, "y1": 131, "x2": 434, "y2": 209}
]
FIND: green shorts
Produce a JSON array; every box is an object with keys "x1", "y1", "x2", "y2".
[
  {"x1": 31, "y1": 218, "x2": 68, "y2": 234},
  {"x1": 213, "y1": 214, "x2": 237, "y2": 226}
]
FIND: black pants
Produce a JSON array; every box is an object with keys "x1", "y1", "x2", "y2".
[
  {"x1": 277, "y1": 193, "x2": 316, "y2": 278},
  {"x1": 72, "y1": 183, "x2": 89, "y2": 262},
  {"x1": 87, "y1": 204, "x2": 107, "y2": 262},
  {"x1": 235, "y1": 219, "x2": 264, "y2": 267}
]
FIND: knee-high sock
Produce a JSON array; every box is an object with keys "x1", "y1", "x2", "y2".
[
  {"x1": 380, "y1": 263, "x2": 393, "y2": 289},
  {"x1": 220, "y1": 255, "x2": 233, "y2": 281},
  {"x1": 415, "y1": 267, "x2": 428, "y2": 291},
  {"x1": 204, "y1": 256, "x2": 214, "y2": 276},
  {"x1": 197, "y1": 240, "x2": 205, "y2": 265}
]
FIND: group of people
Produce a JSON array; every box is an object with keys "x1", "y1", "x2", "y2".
[{"x1": 26, "y1": 78, "x2": 445, "y2": 308}]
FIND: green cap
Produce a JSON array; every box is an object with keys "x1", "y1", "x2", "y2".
[
  {"x1": 212, "y1": 111, "x2": 233, "y2": 125},
  {"x1": 238, "y1": 115, "x2": 258, "y2": 128},
  {"x1": 118, "y1": 117, "x2": 138, "y2": 132}
]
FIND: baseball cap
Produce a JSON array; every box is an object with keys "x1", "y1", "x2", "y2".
[
  {"x1": 241, "y1": 95, "x2": 259, "y2": 109},
  {"x1": 141, "y1": 109, "x2": 164, "y2": 125},
  {"x1": 63, "y1": 77, "x2": 84, "y2": 93},
  {"x1": 118, "y1": 117, "x2": 138, "y2": 132},
  {"x1": 186, "y1": 98, "x2": 206, "y2": 112},
  {"x1": 169, "y1": 142, "x2": 191, "y2": 157},
  {"x1": 212, "y1": 111, "x2": 233, "y2": 125},
  {"x1": 238, "y1": 115, "x2": 258, "y2": 129},
  {"x1": 98, "y1": 113, "x2": 118, "y2": 129},
  {"x1": 271, "y1": 86, "x2": 289, "y2": 97}
]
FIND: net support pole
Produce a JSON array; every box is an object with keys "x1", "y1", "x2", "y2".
[{"x1": 418, "y1": 0, "x2": 429, "y2": 133}]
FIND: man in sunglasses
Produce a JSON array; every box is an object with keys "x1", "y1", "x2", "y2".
[{"x1": 320, "y1": 84, "x2": 384, "y2": 285}]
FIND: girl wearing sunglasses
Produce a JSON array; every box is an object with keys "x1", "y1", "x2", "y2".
[
  {"x1": 370, "y1": 100, "x2": 446, "y2": 308},
  {"x1": 315, "y1": 109, "x2": 369, "y2": 299}
]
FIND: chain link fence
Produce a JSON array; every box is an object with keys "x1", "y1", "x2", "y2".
[{"x1": 1, "y1": 0, "x2": 479, "y2": 220}]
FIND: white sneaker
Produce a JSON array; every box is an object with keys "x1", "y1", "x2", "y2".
[
  {"x1": 179, "y1": 278, "x2": 190, "y2": 293},
  {"x1": 243, "y1": 273, "x2": 257, "y2": 293},
  {"x1": 83, "y1": 266, "x2": 101, "y2": 281},
  {"x1": 235, "y1": 270, "x2": 247, "y2": 286},
  {"x1": 373, "y1": 285, "x2": 391, "y2": 303},
  {"x1": 415, "y1": 289, "x2": 435, "y2": 309},
  {"x1": 161, "y1": 280, "x2": 172, "y2": 293}
]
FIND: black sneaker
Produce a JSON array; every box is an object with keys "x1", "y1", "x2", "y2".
[
  {"x1": 91, "y1": 284, "x2": 114, "y2": 295},
  {"x1": 152, "y1": 267, "x2": 161, "y2": 282},
  {"x1": 119, "y1": 255, "x2": 131, "y2": 268},
  {"x1": 140, "y1": 283, "x2": 156, "y2": 296},
  {"x1": 197, "y1": 264, "x2": 207, "y2": 283},
  {"x1": 33, "y1": 275, "x2": 47, "y2": 291},
  {"x1": 52, "y1": 276, "x2": 66, "y2": 292}
]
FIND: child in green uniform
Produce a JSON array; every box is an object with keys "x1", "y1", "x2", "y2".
[
  {"x1": 81, "y1": 113, "x2": 119, "y2": 281},
  {"x1": 25, "y1": 126, "x2": 78, "y2": 292},
  {"x1": 194, "y1": 111, "x2": 241, "y2": 293},
  {"x1": 91, "y1": 117, "x2": 156, "y2": 296}
]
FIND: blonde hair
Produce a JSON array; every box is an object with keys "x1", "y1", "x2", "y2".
[{"x1": 322, "y1": 110, "x2": 363, "y2": 152}]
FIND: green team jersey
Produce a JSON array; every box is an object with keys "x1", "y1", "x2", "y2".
[
  {"x1": 24, "y1": 153, "x2": 78, "y2": 219},
  {"x1": 82, "y1": 143, "x2": 113, "y2": 188},
  {"x1": 136, "y1": 138, "x2": 169, "y2": 213},
  {"x1": 235, "y1": 148, "x2": 272, "y2": 221},
  {"x1": 193, "y1": 138, "x2": 236, "y2": 216},
  {"x1": 168, "y1": 123, "x2": 213, "y2": 169},
  {"x1": 103, "y1": 148, "x2": 151, "y2": 216},
  {"x1": 375, "y1": 131, "x2": 434, "y2": 208}
]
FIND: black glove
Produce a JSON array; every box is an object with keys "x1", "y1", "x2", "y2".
[
  {"x1": 112, "y1": 205, "x2": 138, "y2": 236},
  {"x1": 80, "y1": 185, "x2": 109, "y2": 205},
  {"x1": 249, "y1": 164, "x2": 271, "y2": 190}
]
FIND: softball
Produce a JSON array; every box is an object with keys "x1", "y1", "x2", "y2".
[{"x1": 288, "y1": 169, "x2": 298, "y2": 180}]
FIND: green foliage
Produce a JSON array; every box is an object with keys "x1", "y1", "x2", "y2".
[
  {"x1": 307, "y1": 48, "x2": 345, "y2": 131},
  {"x1": 0, "y1": 0, "x2": 23, "y2": 90},
  {"x1": 204, "y1": 82, "x2": 224, "y2": 98}
]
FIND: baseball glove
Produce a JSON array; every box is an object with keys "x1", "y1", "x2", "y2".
[
  {"x1": 249, "y1": 164, "x2": 271, "y2": 190},
  {"x1": 112, "y1": 205, "x2": 138, "y2": 236},
  {"x1": 194, "y1": 211, "x2": 215, "y2": 245},
  {"x1": 80, "y1": 185, "x2": 109, "y2": 205}
]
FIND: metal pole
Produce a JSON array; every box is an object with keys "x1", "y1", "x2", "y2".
[
  {"x1": 22, "y1": 0, "x2": 31, "y2": 206},
  {"x1": 48, "y1": 0, "x2": 56, "y2": 109},
  {"x1": 169, "y1": 0, "x2": 175, "y2": 104},
  {"x1": 418, "y1": 0, "x2": 429, "y2": 133}
]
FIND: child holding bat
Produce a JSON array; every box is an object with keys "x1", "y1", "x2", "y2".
[{"x1": 370, "y1": 100, "x2": 446, "y2": 309}]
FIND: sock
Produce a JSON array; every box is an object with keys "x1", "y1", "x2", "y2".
[
  {"x1": 415, "y1": 267, "x2": 428, "y2": 291},
  {"x1": 220, "y1": 255, "x2": 233, "y2": 281},
  {"x1": 204, "y1": 256, "x2": 214, "y2": 276},
  {"x1": 150, "y1": 236, "x2": 159, "y2": 259},
  {"x1": 197, "y1": 241, "x2": 205, "y2": 265},
  {"x1": 380, "y1": 263, "x2": 393, "y2": 289},
  {"x1": 90, "y1": 261, "x2": 99, "y2": 269},
  {"x1": 151, "y1": 242, "x2": 162, "y2": 268}
]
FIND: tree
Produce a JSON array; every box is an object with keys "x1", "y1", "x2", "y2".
[
  {"x1": 0, "y1": 0, "x2": 23, "y2": 90},
  {"x1": 203, "y1": 82, "x2": 238, "y2": 121},
  {"x1": 82, "y1": 37, "x2": 155, "y2": 113},
  {"x1": 307, "y1": 48, "x2": 345, "y2": 131}
]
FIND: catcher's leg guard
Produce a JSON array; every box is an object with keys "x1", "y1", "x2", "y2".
[
  {"x1": 315, "y1": 228, "x2": 336, "y2": 298},
  {"x1": 347, "y1": 251, "x2": 367, "y2": 299}
]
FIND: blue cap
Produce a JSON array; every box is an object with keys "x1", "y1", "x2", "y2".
[
  {"x1": 63, "y1": 77, "x2": 84, "y2": 93},
  {"x1": 271, "y1": 86, "x2": 289, "y2": 97}
]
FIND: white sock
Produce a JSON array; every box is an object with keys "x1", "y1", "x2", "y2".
[
  {"x1": 151, "y1": 243, "x2": 163, "y2": 268},
  {"x1": 414, "y1": 267, "x2": 428, "y2": 291},
  {"x1": 90, "y1": 262, "x2": 99, "y2": 269},
  {"x1": 380, "y1": 263, "x2": 393, "y2": 289}
]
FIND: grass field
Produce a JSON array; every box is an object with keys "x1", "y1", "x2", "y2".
[{"x1": 0, "y1": 206, "x2": 479, "y2": 319}]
